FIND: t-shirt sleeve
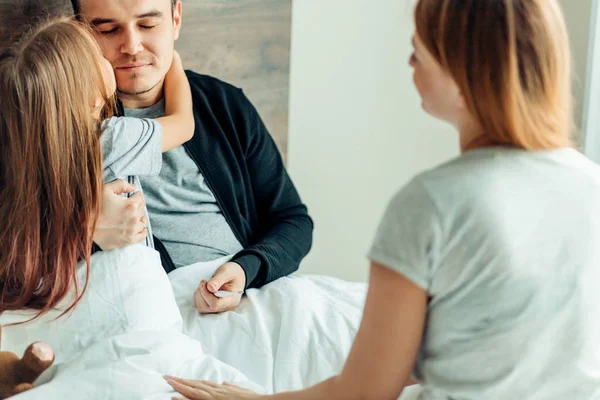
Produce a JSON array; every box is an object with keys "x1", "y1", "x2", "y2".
[
  {"x1": 368, "y1": 178, "x2": 443, "y2": 291},
  {"x1": 101, "y1": 116, "x2": 163, "y2": 181}
]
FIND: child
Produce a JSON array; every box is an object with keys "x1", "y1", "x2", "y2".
[{"x1": 0, "y1": 17, "x2": 194, "y2": 395}]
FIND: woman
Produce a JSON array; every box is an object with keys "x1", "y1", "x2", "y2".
[{"x1": 166, "y1": 0, "x2": 600, "y2": 399}]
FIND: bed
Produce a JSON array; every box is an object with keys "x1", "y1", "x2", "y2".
[
  {"x1": 0, "y1": 246, "x2": 422, "y2": 399},
  {"x1": 0, "y1": 1, "x2": 423, "y2": 398},
  {"x1": 0, "y1": 246, "x2": 366, "y2": 398}
]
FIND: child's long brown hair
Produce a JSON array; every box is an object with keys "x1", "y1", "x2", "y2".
[
  {"x1": 0, "y1": 18, "x2": 113, "y2": 320},
  {"x1": 415, "y1": 0, "x2": 574, "y2": 149}
]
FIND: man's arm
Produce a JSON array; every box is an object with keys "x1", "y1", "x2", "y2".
[{"x1": 231, "y1": 93, "x2": 314, "y2": 289}]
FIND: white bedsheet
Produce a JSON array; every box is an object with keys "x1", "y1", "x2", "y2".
[
  {"x1": 169, "y1": 258, "x2": 422, "y2": 400},
  {"x1": 0, "y1": 246, "x2": 421, "y2": 399},
  {"x1": 169, "y1": 256, "x2": 367, "y2": 393}
]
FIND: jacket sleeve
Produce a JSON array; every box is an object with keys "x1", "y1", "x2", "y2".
[{"x1": 231, "y1": 92, "x2": 314, "y2": 289}]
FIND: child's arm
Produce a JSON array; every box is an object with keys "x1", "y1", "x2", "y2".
[
  {"x1": 99, "y1": 51, "x2": 192, "y2": 180},
  {"x1": 156, "y1": 50, "x2": 195, "y2": 152}
]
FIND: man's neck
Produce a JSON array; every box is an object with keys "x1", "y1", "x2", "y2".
[{"x1": 118, "y1": 82, "x2": 164, "y2": 110}]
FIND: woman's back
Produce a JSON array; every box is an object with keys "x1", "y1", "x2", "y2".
[{"x1": 370, "y1": 147, "x2": 600, "y2": 399}]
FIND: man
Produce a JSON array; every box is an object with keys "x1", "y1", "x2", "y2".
[{"x1": 79, "y1": 0, "x2": 313, "y2": 314}]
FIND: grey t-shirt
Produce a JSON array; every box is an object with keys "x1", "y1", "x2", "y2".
[
  {"x1": 369, "y1": 147, "x2": 600, "y2": 400},
  {"x1": 125, "y1": 99, "x2": 243, "y2": 267},
  {"x1": 101, "y1": 116, "x2": 163, "y2": 248}
]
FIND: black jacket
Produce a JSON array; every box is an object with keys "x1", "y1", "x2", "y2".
[{"x1": 140, "y1": 71, "x2": 313, "y2": 289}]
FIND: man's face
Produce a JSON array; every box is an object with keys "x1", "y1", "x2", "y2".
[{"x1": 79, "y1": 0, "x2": 182, "y2": 98}]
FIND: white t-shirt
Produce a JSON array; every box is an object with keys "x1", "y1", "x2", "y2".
[{"x1": 369, "y1": 147, "x2": 600, "y2": 400}]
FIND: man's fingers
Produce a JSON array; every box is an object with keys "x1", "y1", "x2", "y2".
[
  {"x1": 105, "y1": 179, "x2": 136, "y2": 195},
  {"x1": 200, "y1": 281, "x2": 222, "y2": 312},
  {"x1": 193, "y1": 286, "x2": 211, "y2": 313},
  {"x1": 207, "y1": 264, "x2": 236, "y2": 292},
  {"x1": 200, "y1": 281, "x2": 239, "y2": 312},
  {"x1": 195, "y1": 280, "x2": 241, "y2": 314},
  {"x1": 208, "y1": 262, "x2": 246, "y2": 293},
  {"x1": 206, "y1": 275, "x2": 225, "y2": 293}
]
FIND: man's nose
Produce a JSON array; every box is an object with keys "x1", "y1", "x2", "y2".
[{"x1": 120, "y1": 28, "x2": 144, "y2": 55}]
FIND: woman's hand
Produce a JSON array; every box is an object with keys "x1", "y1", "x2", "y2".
[{"x1": 165, "y1": 376, "x2": 261, "y2": 400}]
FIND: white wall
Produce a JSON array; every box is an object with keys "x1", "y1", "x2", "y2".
[
  {"x1": 560, "y1": 0, "x2": 594, "y2": 131},
  {"x1": 565, "y1": 0, "x2": 600, "y2": 163},
  {"x1": 287, "y1": 0, "x2": 597, "y2": 282},
  {"x1": 287, "y1": 0, "x2": 458, "y2": 282}
]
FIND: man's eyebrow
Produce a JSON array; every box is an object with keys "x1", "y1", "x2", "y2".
[
  {"x1": 135, "y1": 10, "x2": 164, "y2": 19},
  {"x1": 91, "y1": 17, "x2": 117, "y2": 26},
  {"x1": 90, "y1": 10, "x2": 163, "y2": 26}
]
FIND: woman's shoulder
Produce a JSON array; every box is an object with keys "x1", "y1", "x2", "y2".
[
  {"x1": 417, "y1": 146, "x2": 597, "y2": 185},
  {"x1": 409, "y1": 146, "x2": 600, "y2": 214}
]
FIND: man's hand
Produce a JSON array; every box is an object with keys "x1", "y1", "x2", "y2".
[
  {"x1": 92, "y1": 180, "x2": 148, "y2": 250},
  {"x1": 193, "y1": 262, "x2": 246, "y2": 314}
]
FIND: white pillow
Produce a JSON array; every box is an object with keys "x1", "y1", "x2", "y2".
[{"x1": 0, "y1": 244, "x2": 183, "y2": 364}]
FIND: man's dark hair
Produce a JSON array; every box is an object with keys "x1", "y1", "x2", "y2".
[{"x1": 70, "y1": 0, "x2": 177, "y2": 16}]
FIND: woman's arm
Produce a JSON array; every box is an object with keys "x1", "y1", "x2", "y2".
[
  {"x1": 269, "y1": 261, "x2": 427, "y2": 400},
  {"x1": 156, "y1": 50, "x2": 194, "y2": 152},
  {"x1": 167, "y1": 261, "x2": 427, "y2": 400}
]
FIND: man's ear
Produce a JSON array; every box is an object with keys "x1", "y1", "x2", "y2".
[{"x1": 173, "y1": 0, "x2": 183, "y2": 41}]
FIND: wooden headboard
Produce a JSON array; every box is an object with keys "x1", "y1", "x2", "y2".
[
  {"x1": 177, "y1": 0, "x2": 293, "y2": 159},
  {"x1": 0, "y1": 0, "x2": 293, "y2": 158}
]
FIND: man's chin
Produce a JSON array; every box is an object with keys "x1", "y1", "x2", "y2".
[
  {"x1": 116, "y1": 80, "x2": 162, "y2": 97},
  {"x1": 117, "y1": 87, "x2": 154, "y2": 96}
]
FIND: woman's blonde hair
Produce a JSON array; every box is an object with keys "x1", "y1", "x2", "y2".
[
  {"x1": 415, "y1": 0, "x2": 574, "y2": 149},
  {"x1": 0, "y1": 17, "x2": 113, "y2": 320}
]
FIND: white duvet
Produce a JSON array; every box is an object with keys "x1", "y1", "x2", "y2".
[{"x1": 0, "y1": 245, "x2": 421, "y2": 399}]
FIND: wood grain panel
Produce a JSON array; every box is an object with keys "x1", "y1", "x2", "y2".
[
  {"x1": 0, "y1": 0, "x2": 293, "y2": 158},
  {"x1": 177, "y1": 0, "x2": 292, "y2": 159}
]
